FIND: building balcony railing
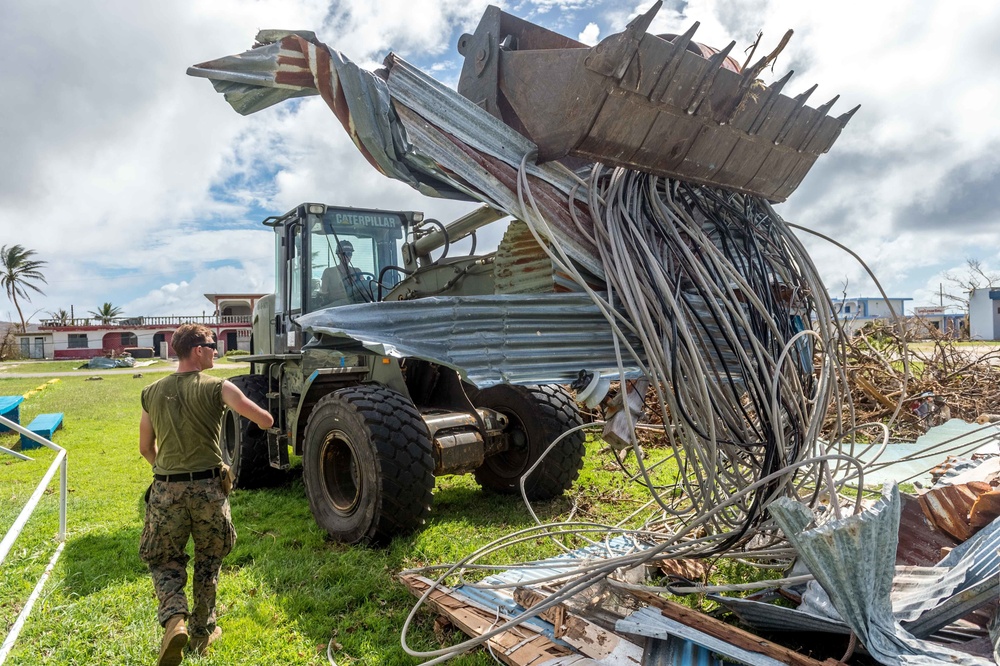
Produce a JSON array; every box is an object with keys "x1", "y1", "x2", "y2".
[{"x1": 39, "y1": 314, "x2": 252, "y2": 328}]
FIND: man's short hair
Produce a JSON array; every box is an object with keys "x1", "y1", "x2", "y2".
[{"x1": 171, "y1": 323, "x2": 215, "y2": 359}]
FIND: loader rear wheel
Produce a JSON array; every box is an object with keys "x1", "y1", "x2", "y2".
[
  {"x1": 471, "y1": 384, "x2": 585, "y2": 500},
  {"x1": 221, "y1": 374, "x2": 279, "y2": 489},
  {"x1": 302, "y1": 385, "x2": 434, "y2": 544}
]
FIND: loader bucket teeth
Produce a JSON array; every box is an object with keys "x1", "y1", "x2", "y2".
[{"x1": 456, "y1": 4, "x2": 856, "y2": 202}]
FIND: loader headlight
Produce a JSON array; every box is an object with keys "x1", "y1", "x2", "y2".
[{"x1": 307, "y1": 204, "x2": 326, "y2": 215}]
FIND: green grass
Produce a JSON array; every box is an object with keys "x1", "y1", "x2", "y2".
[{"x1": 0, "y1": 370, "x2": 673, "y2": 665}]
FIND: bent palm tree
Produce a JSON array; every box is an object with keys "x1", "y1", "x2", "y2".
[
  {"x1": 89, "y1": 302, "x2": 123, "y2": 325},
  {"x1": 1, "y1": 245, "x2": 48, "y2": 333}
]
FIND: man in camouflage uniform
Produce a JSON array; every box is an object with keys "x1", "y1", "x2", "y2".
[{"x1": 139, "y1": 324, "x2": 273, "y2": 666}]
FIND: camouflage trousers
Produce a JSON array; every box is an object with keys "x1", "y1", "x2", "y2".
[{"x1": 139, "y1": 476, "x2": 236, "y2": 635}]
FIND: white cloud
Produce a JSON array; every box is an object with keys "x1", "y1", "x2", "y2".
[
  {"x1": 4, "y1": 0, "x2": 999, "y2": 326},
  {"x1": 578, "y1": 22, "x2": 601, "y2": 45}
]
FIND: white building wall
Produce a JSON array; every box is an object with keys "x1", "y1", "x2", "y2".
[
  {"x1": 14, "y1": 333, "x2": 53, "y2": 359},
  {"x1": 969, "y1": 289, "x2": 1000, "y2": 340},
  {"x1": 865, "y1": 299, "x2": 906, "y2": 318}
]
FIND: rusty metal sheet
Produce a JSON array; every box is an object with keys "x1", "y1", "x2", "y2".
[
  {"x1": 919, "y1": 484, "x2": 981, "y2": 542},
  {"x1": 896, "y1": 492, "x2": 960, "y2": 566},
  {"x1": 456, "y1": 2, "x2": 857, "y2": 202}
]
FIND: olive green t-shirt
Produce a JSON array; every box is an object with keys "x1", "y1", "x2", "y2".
[{"x1": 141, "y1": 371, "x2": 225, "y2": 475}]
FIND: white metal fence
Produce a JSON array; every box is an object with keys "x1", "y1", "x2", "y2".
[{"x1": 0, "y1": 414, "x2": 67, "y2": 665}]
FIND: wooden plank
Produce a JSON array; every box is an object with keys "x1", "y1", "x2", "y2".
[
  {"x1": 399, "y1": 574, "x2": 574, "y2": 666},
  {"x1": 620, "y1": 586, "x2": 845, "y2": 666},
  {"x1": 853, "y1": 374, "x2": 897, "y2": 411}
]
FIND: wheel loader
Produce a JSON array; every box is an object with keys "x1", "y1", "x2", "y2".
[
  {"x1": 191, "y1": 2, "x2": 855, "y2": 545},
  {"x1": 223, "y1": 202, "x2": 586, "y2": 544}
]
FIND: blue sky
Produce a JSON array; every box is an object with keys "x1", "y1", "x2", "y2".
[{"x1": 3, "y1": 0, "x2": 999, "y2": 321}]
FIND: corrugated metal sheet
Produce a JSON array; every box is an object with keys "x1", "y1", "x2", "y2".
[
  {"x1": 642, "y1": 635, "x2": 726, "y2": 666},
  {"x1": 918, "y1": 483, "x2": 981, "y2": 542},
  {"x1": 616, "y1": 607, "x2": 783, "y2": 666},
  {"x1": 493, "y1": 220, "x2": 560, "y2": 294},
  {"x1": 710, "y1": 595, "x2": 850, "y2": 635},
  {"x1": 770, "y1": 487, "x2": 995, "y2": 666},
  {"x1": 714, "y1": 510, "x2": 1000, "y2": 641},
  {"x1": 297, "y1": 294, "x2": 646, "y2": 388},
  {"x1": 896, "y1": 492, "x2": 960, "y2": 566}
]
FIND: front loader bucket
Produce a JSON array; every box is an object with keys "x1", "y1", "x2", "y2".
[{"x1": 457, "y1": 2, "x2": 857, "y2": 202}]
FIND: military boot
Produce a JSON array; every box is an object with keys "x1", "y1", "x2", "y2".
[
  {"x1": 188, "y1": 626, "x2": 222, "y2": 655},
  {"x1": 158, "y1": 614, "x2": 188, "y2": 666}
]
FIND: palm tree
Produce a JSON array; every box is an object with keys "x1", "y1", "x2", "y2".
[
  {"x1": 89, "y1": 302, "x2": 123, "y2": 325},
  {"x1": 1, "y1": 245, "x2": 48, "y2": 333},
  {"x1": 48, "y1": 308, "x2": 70, "y2": 326}
]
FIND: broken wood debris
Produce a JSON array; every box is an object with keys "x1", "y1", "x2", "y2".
[
  {"x1": 513, "y1": 587, "x2": 642, "y2": 664},
  {"x1": 399, "y1": 574, "x2": 575, "y2": 666}
]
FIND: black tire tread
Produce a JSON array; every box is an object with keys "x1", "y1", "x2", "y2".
[
  {"x1": 473, "y1": 384, "x2": 585, "y2": 500},
  {"x1": 225, "y1": 374, "x2": 279, "y2": 489},
  {"x1": 304, "y1": 385, "x2": 434, "y2": 543}
]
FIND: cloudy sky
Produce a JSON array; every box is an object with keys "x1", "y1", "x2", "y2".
[{"x1": 2, "y1": 0, "x2": 998, "y2": 323}]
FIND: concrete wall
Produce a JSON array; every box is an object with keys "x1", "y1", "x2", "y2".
[{"x1": 969, "y1": 289, "x2": 1000, "y2": 340}]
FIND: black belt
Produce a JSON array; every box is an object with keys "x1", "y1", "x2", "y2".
[{"x1": 154, "y1": 468, "x2": 221, "y2": 482}]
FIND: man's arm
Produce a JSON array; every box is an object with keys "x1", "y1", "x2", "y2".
[
  {"x1": 221, "y1": 380, "x2": 274, "y2": 430},
  {"x1": 139, "y1": 409, "x2": 157, "y2": 466}
]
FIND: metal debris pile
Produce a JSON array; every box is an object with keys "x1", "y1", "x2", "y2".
[{"x1": 399, "y1": 476, "x2": 1000, "y2": 665}]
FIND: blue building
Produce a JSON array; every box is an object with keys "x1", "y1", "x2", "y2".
[{"x1": 829, "y1": 296, "x2": 912, "y2": 335}]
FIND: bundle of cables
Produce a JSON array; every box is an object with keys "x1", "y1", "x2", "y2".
[
  {"x1": 398, "y1": 163, "x2": 867, "y2": 665},
  {"x1": 515, "y1": 162, "x2": 858, "y2": 556}
]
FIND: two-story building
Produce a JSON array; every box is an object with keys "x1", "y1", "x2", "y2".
[
  {"x1": 829, "y1": 296, "x2": 912, "y2": 336},
  {"x1": 14, "y1": 293, "x2": 264, "y2": 360}
]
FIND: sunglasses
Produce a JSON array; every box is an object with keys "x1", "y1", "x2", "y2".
[{"x1": 194, "y1": 341, "x2": 218, "y2": 350}]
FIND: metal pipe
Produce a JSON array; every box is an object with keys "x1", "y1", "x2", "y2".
[
  {"x1": 0, "y1": 542, "x2": 65, "y2": 665},
  {"x1": 0, "y1": 446, "x2": 66, "y2": 565},
  {"x1": 410, "y1": 205, "x2": 505, "y2": 259},
  {"x1": 0, "y1": 445, "x2": 31, "y2": 461},
  {"x1": 0, "y1": 411, "x2": 68, "y2": 665}
]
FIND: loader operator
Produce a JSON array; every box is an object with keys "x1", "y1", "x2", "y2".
[
  {"x1": 318, "y1": 239, "x2": 366, "y2": 305},
  {"x1": 138, "y1": 323, "x2": 273, "y2": 666}
]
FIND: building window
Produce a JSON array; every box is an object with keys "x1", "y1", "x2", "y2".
[
  {"x1": 844, "y1": 305, "x2": 852, "y2": 313},
  {"x1": 121, "y1": 332, "x2": 138, "y2": 347},
  {"x1": 68, "y1": 333, "x2": 89, "y2": 349}
]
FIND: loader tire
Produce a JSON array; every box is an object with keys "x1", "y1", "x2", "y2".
[
  {"x1": 302, "y1": 385, "x2": 434, "y2": 544},
  {"x1": 221, "y1": 374, "x2": 280, "y2": 489},
  {"x1": 471, "y1": 384, "x2": 585, "y2": 500}
]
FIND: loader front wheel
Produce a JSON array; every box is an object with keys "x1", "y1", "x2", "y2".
[
  {"x1": 221, "y1": 374, "x2": 279, "y2": 489},
  {"x1": 302, "y1": 385, "x2": 434, "y2": 544},
  {"x1": 471, "y1": 384, "x2": 585, "y2": 500}
]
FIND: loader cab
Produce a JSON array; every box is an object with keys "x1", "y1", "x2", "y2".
[{"x1": 264, "y1": 203, "x2": 421, "y2": 353}]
